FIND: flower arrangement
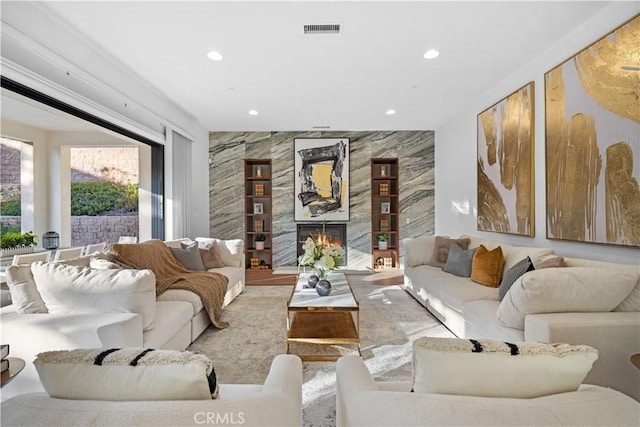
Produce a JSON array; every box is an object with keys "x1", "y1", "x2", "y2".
[{"x1": 297, "y1": 229, "x2": 344, "y2": 278}]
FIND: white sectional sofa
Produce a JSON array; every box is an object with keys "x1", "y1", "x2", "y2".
[
  {"x1": 336, "y1": 355, "x2": 640, "y2": 426},
  {"x1": 1, "y1": 354, "x2": 302, "y2": 427},
  {"x1": 0, "y1": 237, "x2": 245, "y2": 400},
  {"x1": 402, "y1": 234, "x2": 640, "y2": 400}
]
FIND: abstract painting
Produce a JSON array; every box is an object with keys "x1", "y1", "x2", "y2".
[
  {"x1": 294, "y1": 138, "x2": 349, "y2": 221},
  {"x1": 545, "y1": 15, "x2": 639, "y2": 247},
  {"x1": 477, "y1": 82, "x2": 535, "y2": 236}
]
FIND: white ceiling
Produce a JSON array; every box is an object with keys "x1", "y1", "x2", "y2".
[{"x1": 24, "y1": 2, "x2": 614, "y2": 131}]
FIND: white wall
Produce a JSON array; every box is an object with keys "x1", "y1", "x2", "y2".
[
  {"x1": 1, "y1": 1, "x2": 210, "y2": 240},
  {"x1": 436, "y1": 3, "x2": 640, "y2": 265}
]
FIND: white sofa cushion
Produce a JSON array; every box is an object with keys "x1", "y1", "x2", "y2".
[
  {"x1": 195, "y1": 238, "x2": 243, "y2": 268},
  {"x1": 497, "y1": 267, "x2": 639, "y2": 329},
  {"x1": 34, "y1": 348, "x2": 217, "y2": 401},
  {"x1": 5, "y1": 265, "x2": 48, "y2": 313},
  {"x1": 403, "y1": 236, "x2": 442, "y2": 267},
  {"x1": 30, "y1": 262, "x2": 157, "y2": 331},
  {"x1": 412, "y1": 337, "x2": 598, "y2": 398}
]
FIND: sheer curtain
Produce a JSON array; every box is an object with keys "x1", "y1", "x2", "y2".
[{"x1": 171, "y1": 131, "x2": 192, "y2": 239}]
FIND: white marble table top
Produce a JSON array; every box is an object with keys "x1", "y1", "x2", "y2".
[{"x1": 289, "y1": 272, "x2": 358, "y2": 308}]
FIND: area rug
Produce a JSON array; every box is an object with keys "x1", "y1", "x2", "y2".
[{"x1": 188, "y1": 275, "x2": 454, "y2": 426}]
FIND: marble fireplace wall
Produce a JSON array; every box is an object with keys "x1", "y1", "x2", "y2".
[{"x1": 208, "y1": 131, "x2": 435, "y2": 268}]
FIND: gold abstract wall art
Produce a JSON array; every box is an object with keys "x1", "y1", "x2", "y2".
[
  {"x1": 477, "y1": 82, "x2": 535, "y2": 236},
  {"x1": 294, "y1": 138, "x2": 349, "y2": 221},
  {"x1": 545, "y1": 14, "x2": 640, "y2": 247}
]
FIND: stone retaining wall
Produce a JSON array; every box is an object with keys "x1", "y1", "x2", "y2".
[
  {"x1": 0, "y1": 216, "x2": 21, "y2": 230},
  {"x1": 71, "y1": 215, "x2": 138, "y2": 246},
  {"x1": 1, "y1": 216, "x2": 138, "y2": 246}
]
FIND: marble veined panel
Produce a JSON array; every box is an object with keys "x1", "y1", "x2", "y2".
[
  {"x1": 370, "y1": 131, "x2": 400, "y2": 158},
  {"x1": 207, "y1": 130, "x2": 435, "y2": 267},
  {"x1": 346, "y1": 212, "x2": 371, "y2": 268},
  {"x1": 209, "y1": 213, "x2": 245, "y2": 240},
  {"x1": 273, "y1": 223, "x2": 297, "y2": 267},
  {"x1": 398, "y1": 131, "x2": 435, "y2": 159},
  {"x1": 245, "y1": 132, "x2": 274, "y2": 159}
]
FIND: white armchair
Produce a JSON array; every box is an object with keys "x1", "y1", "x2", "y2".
[
  {"x1": 336, "y1": 355, "x2": 640, "y2": 427},
  {"x1": 2, "y1": 354, "x2": 302, "y2": 426}
]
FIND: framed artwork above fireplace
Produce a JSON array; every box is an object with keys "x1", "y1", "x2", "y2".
[{"x1": 294, "y1": 138, "x2": 349, "y2": 221}]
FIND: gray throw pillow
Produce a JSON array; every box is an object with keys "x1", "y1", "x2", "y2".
[
  {"x1": 430, "y1": 236, "x2": 471, "y2": 268},
  {"x1": 499, "y1": 256, "x2": 534, "y2": 299},
  {"x1": 170, "y1": 241, "x2": 206, "y2": 271},
  {"x1": 443, "y1": 243, "x2": 477, "y2": 277}
]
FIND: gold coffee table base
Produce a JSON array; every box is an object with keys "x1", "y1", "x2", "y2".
[{"x1": 287, "y1": 311, "x2": 361, "y2": 361}]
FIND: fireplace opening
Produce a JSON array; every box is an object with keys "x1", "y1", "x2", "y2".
[{"x1": 296, "y1": 223, "x2": 347, "y2": 266}]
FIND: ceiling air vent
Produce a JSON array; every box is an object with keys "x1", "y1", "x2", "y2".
[{"x1": 304, "y1": 24, "x2": 340, "y2": 35}]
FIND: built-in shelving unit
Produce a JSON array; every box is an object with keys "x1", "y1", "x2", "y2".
[
  {"x1": 245, "y1": 159, "x2": 273, "y2": 284},
  {"x1": 371, "y1": 158, "x2": 399, "y2": 269}
]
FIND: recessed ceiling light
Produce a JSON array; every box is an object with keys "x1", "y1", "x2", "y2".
[
  {"x1": 423, "y1": 49, "x2": 440, "y2": 59},
  {"x1": 386, "y1": 109, "x2": 396, "y2": 115},
  {"x1": 207, "y1": 51, "x2": 223, "y2": 61},
  {"x1": 248, "y1": 110, "x2": 259, "y2": 116}
]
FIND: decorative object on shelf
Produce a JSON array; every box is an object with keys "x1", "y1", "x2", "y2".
[
  {"x1": 306, "y1": 274, "x2": 320, "y2": 289},
  {"x1": 316, "y1": 279, "x2": 332, "y2": 297},
  {"x1": 297, "y1": 223, "x2": 345, "y2": 278},
  {"x1": 380, "y1": 166, "x2": 387, "y2": 177},
  {"x1": 254, "y1": 203, "x2": 263, "y2": 214},
  {"x1": 42, "y1": 231, "x2": 60, "y2": 250},
  {"x1": 545, "y1": 15, "x2": 639, "y2": 247},
  {"x1": 0, "y1": 231, "x2": 38, "y2": 257},
  {"x1": 379, "y1": 183, "x2": 389, "y2": 196},
  {"x1": 384, "y1": 257, "x2": 393, "y2": 268},
  {"x1": 254, "y1": 220, "x2": 264, "y2": 232},
  {"x1": 255, "y1": 234, "x2": 266, "y2": 250},
  {"x1": 250, "y1": 257, "x2": 260, "y2": 268},
  {"x1": 254, "y1": 184, "x2": 265, "y2": 196},
  {"x1": 294, "y1": 138, "x2": 350, "y2": 221},
  {"x1": 377, "y1": 233, "x2": 388, "y2": 250},
  {"x1": 256, "y1": 166, "x2": 262, "y2": 178},
  {"x1": 381, "y1": 202, "x2": 391, "y2": 214},
  {"x1": 478, "y1": 82, "x2": 534, "y2": 237},
  {"x1": 380, "y1": 219, "x2": 389, "y2": 232}
]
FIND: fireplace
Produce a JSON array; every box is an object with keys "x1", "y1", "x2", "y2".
[{"x1": 296, "y1": 223, "x2": 347, "y2": 266}]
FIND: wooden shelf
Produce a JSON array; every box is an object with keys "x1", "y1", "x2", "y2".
[
  {"x1": 371, "y1": 158, "x2": 399, "y2": 269},
  {"x1": 245, "y1": 159, "x2": 273, "y2": 283}
]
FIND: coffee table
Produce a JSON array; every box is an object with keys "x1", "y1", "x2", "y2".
[{"x1": 287, "y1": 272, "x2": 360, "y2": 361}]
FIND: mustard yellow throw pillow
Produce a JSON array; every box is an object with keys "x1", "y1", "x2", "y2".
[{"x1": 471, "y1": 245, "x2": 504, "y2": 287}]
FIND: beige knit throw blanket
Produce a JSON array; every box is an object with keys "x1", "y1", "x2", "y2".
[{"x1": 111, "y1": 240, "x2": 229, "y2": 329}]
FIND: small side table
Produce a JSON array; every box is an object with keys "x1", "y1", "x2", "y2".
[{"x1": 1, "y1": 357, "x2": 25, "y2": 387}]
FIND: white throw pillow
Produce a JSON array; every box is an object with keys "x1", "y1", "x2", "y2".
[
  {"x1": 403, "y1": 236, "x2": 443, "y2": 268},
  {"x1": 30, "y1": 262, "x2": 157, "y2": 331},
  {"x1": 412, "y1": 337, "x2": 598, "y2": 398},
  {"x1": 35, "y1": 348, "x2": 217, "y2": 401},
  {"x1": 195, "y1": 238, "x2": 243, "y2": 268},
  {"x1": 5, "y1": 265, "x2": 48, "y2": 313},
  {"x1": 497, "y1": 267, "x2": 639, "y2": 329}
]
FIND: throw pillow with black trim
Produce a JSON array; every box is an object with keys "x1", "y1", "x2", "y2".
[
  {"x1": 411, "y1": 337, "x2": 598, "y2": 398},
  {"x1": 499, "y1": 256, "x2": 534, "y2": 299},
  {"x1": 34, "y1": 348, "x2": 219, "y2": 401}
]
